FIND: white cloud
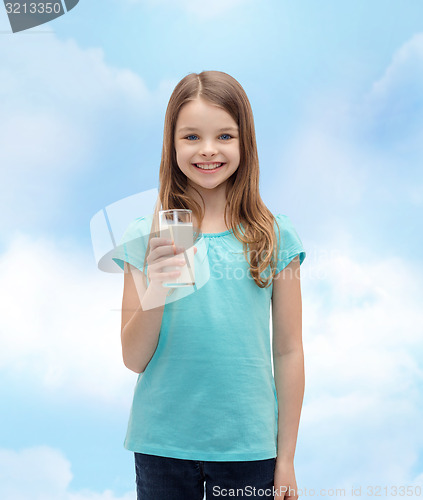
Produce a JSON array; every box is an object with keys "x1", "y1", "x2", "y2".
[
  {"x1": 297, "y1": 245, "x2": 423, "y2": 488},
  {"x1": 270, "y1": 35, "x2": 423, "y2": 475},
  {"x1": 360, "y1": 32, "x2": 423, "y2": 150},
  {"x1": 0, "y1": 34, "x2": 173, "y2": 234},
  {"x1": 270, "y1": 32, "x2": 423, "y2": 221},
  {"x1": 280, "y1": 114, "x2": 370, "y2": 208},
  {"x1": 0, "y1": 231, "x2": 136, "y2": 406},
  {"x1": 367, "y1": 32, "x2": 423, "y2": 111},
  {"x1": 0, "y1": 446, "x2": 135, "y2": 500}
]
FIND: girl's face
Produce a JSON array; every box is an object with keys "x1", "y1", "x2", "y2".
[{"x1": 174, "y1": 98, "x2": 240, "y2": 195}]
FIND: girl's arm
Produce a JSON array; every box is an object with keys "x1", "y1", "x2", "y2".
[
  {"x1": 120, "y1": 239, "x2": 196, "y2": 373},
  {"x1": 272, "y1": 255, "x2": 304, "y2": 497},
  {"x1": 120, "y1": 262, "x2": 169, "y2": 373}
]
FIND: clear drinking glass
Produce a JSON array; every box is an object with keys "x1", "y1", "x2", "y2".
[{"x1": 158, "y1": 209, "x2": 196, "y2": 287}]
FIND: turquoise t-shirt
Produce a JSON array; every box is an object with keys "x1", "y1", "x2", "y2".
[{"x1": 112, "y1": 213, "x2": 306, "y2": 461}]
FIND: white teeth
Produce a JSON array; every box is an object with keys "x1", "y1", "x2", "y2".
[{"x1": 195, "y1": 163, "x2": 223, "y2": 170}]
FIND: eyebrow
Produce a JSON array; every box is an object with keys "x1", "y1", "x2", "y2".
[{"x1": 177, "y1": 126, "x2": 239, "y2": 133}]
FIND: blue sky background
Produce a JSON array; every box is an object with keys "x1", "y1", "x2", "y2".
[{"x1": 0, "y1": 1, "x2": 422, "y2": 498}]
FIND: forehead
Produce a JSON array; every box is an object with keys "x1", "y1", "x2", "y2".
[{"x1": 176, "y1": 98, "x2": 237, "y2": 129}]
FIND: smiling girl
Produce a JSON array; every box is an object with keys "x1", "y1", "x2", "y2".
[{"x1": 113, "y1": 70, "x2": 306, "y2": 499}]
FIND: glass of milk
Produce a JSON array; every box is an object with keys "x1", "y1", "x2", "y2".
[{"x1": 158, "y1": 209, "x2": 195, "y2": 287}]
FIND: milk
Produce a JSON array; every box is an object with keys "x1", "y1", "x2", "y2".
[{"x1": 159, "y1": 222, "x2": 195, "y2": 287}]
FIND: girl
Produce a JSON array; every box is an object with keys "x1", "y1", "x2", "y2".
[{"x1": 112, "y1": 70, "x2": 306, "y2": 499}]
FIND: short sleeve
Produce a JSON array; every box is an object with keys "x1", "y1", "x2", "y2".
[
  {"x1": 111, "y1": 216, "x2": 151, "y2": 274},
  {"x1": 274, "y1": 214, "x2": 306, "y2": 274}
]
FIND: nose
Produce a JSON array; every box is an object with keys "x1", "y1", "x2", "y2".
[{"x1": 199, "y1": 139, "x2": 218, "y2": 157}]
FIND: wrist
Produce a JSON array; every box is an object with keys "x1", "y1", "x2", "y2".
[
  {"x1": 275, "y1": 455, "x2": 294, "y2": 467},
  {"x1": 148, "y1": 281, "x2": 170, "y2": 296},
  {"x1": 140, "y1": 281, "x2": 169, "y2": 310}
]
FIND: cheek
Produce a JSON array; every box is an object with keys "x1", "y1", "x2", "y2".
[
  {"x1": 175, "y1": 148, "x2": 191, "y2": 172},
  {"x1": 232, "y1": 148, "x2": 241, "y2": 164},
  {"x1": 230, "y1": 143, "x2": 240, "y2": 159},
  {"x1": 176, "y1": 144, "x2": 190, "y2": 162}
]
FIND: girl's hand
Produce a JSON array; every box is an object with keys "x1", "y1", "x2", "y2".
[
  {"x1": 146, "y1": 237, "x2": 197, "y2": 290},
  {"x1": 274, "y1": 459, "x2": 299, "y2": 499}
]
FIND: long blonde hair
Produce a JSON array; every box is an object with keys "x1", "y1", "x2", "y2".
[{"x1": 143, "y1": 70, "x2": 281, "y2": 289}]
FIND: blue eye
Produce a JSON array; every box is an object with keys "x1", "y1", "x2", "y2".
[{"x1": 184, "y1": 133, "x2": 233, "y2": 141}]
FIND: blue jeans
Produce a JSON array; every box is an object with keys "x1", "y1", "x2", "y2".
[{"x1": 134, "y1": 452, "x2": 276, "y2": 499}]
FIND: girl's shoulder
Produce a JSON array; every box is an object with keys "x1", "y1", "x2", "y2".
[
  {"x1": 272, "y1": 213, "x2": 306, "y2": 269},
  {"x1": 273, "y1": 213, "x2": 297, "y2": 235},
  {"x1": 120, "y1": 214, "x2": 154, "y2": 241},
  {"x1": 111, "y1": 215, "x2": 153, "y2": 272}
]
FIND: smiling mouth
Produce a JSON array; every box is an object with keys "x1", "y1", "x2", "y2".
[{"x1": 193, "y1": 163, "x2": 225, "y2": 171}]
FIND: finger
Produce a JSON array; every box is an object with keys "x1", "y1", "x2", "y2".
[
  {"x1": 149, "y1": 254, "x2": 183, "y2": 271},
  {"x1": 150, "y1": 269, "x2": 181, "y2": 282},
  {"x1": 150, "y1": 244, "x2": 182, "y2": 263},
  {"x1": 149, "y1": 236, "x2": 170, "y2": 251}
]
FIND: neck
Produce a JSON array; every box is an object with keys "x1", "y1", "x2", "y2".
[
  {"x1": 186, "y1": 183, "x2": 230, "y2": 229},
  {"x1": 188, "y1": 184, "x2": 227, "y2": 215}
]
